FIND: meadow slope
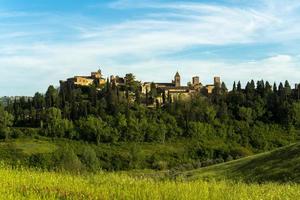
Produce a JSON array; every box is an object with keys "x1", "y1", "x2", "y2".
[
  {"x1": 0, "y1": 164, "x2": 299, "y2": 200},
  {"x1": 177, "y1": 143, "x2": 300, "y2": 183}
]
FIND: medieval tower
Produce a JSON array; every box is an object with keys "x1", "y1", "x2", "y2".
[{"x1": 174, "y1": 72, "x2": 181, "y2": 87}]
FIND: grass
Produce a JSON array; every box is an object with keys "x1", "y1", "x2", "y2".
[
  {"x1": 10, "y1": 139, "x2": 58, "y2": 155},
  {"x1": 0, "y1": 163, "x2": 300, "y2": 200},
  {"x1": 0, "y1": 139, "x2": 300, "y2": 199},
  {"x1": 177, "y1": 143, "x2": 300, "y2": 183}
]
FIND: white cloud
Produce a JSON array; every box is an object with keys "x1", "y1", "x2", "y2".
[{"x1": 1, "y1": 0, "x2": 300, "y2": 95}]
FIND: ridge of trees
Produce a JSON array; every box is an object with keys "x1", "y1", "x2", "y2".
[{"x1": 1, "y1": 76, "x2": 300, "y2": 168}]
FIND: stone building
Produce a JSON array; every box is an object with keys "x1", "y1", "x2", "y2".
[
  {"x1": 59, "y1": 69, "x2": 222, "y2": 106},
  {"x1": 60, "y1": 70, "x2": 106, "y2": 89},
  {"x1": 142, "y1": 72, "x2": 199, "y2": 105},
  {"x1": 141, "y1": 72, "x2": 222, "y2": 106},
  {"x1": 110, "y1": 75, "x2": 126, "y2": 87},
  {"x1": 204, "y1": 76, "x2": 221, "y2": 94}
]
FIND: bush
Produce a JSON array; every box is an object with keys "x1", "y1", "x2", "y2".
[
  {"x1": 226, "y1": 155, "x2": 234, "y2": 162},
  {"x1": 79, "y1": 146, "x2": 99, "y2": 171},
  {"x1": 53, "y1": 146, "x2": 82, "y2": 172},
  {"x1": 11, "y1": 128, "x2": 24, "y2": 139},
  {"x1": 153, "y1": 160, "x2": 168, "y2": 170},
  {"x1": 230, "y1": 147, "x2": 253, "y2": 159}
]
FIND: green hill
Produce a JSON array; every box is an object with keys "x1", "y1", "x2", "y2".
[
  {"x1": 0, "y1": 137, "x2": 197, "y2": 171},
  {"x1": 2, "y1": 138, "x2": 300, "y2": 184},
  {"x1": 176, "y1": 143, "x2": 300, "y2": 183}
]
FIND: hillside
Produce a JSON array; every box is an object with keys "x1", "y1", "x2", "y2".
[
  {"x1": 2, "y1": 137, "x2": 300, "y2": 184},
  {"x1": 0, "y1": 137, "x2": 201, "y2": 171},
  {"x1": 176, "y1": 143, "x2": 300, "y2": 183},
  {"x1": 1, "y1": 164, "x2": 300, "y2": 200}
]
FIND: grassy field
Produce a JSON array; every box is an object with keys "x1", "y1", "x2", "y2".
[
  {"x1": 1, "y1": 139, "x2": 300, "y2": 199},
  {"x1": 0, "y1": 164, "x2": 299, "y2": 200},
  {"x1": 177, "y1": 143, "x2": 300, "y2": 183}
]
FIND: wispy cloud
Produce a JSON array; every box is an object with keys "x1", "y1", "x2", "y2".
[{"x1": 1, "y1": 0, "x2": 300, "y2": 95}]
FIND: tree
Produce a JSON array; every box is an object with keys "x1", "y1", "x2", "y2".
[
  {"x1": 45, "y1": 86, "x2": 59, "y2": 108},
  {"x1": 44, "y1": 107, "x2": 62, "y2": 137},
  {"x1": 144, "y1": 120, "x2": 167, "y2": 143},
  {"x1": 135, "y1": 87, "x2": 141, "y2": 104},
  {"x1": 0, "y1": 106, "x2": 14, "y2": 139},
  {"x1": 238, "y1": 106, "x2": 253, "y2": 123},
  {"x1": 284, "y1": 80, "x2": 292, "y2": 100},
  {"x1": 125, "y1": 73, "x2": 139, "y2": 92},
  {"x1": 77, "y1": 116, "x2": 115, "y2": 144},
  {"x1": 80, "y1": 146, "x2": 99, "y2": 171},
  {"x1": 44, "y1": 107, "x2": 74, "y2": 138},
  {"x1": 150, "y1": 82, "x2": 157, "y2": 98},
  {"x1": 291, "y1": 102, "x2": 300, "y2": 128},
  {"x1": 55, "y1": 146, "x2": 82, "y2": 172},
  {"x1": 232, "y1": 81, "x2": 237, "y2": 92},
  {"x1": 221, "y1": 82, "x2": 228, "y2": 94},
  {"x1": 256, "y1": 80, "x2": 265, "y2": 97},
  {"x1": 33, "y1": 92, "x2": 45, "y2": 109},
  {"x1": 265, "y1": 81, "x2": 272, "y2": 95},
  {"x1": 273, "y1": 83, "x2": 278, "y2": 93},
  {"x1": 278, "y1": 82, "x2": 284, "y2": 99},
  {"x1": 125, "y1": 116, "x2": 143, "y2": 142},
  {"x1": 237, "y1": 81, "x2": 242, "y2": 92},
  {"x1": 205, "y1": 106, "x2": 217, "y2": 123}
]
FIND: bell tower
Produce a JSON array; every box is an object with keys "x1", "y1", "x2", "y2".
[{"x1": 174, "y1": 71, "x2": 181, "y2": 87}]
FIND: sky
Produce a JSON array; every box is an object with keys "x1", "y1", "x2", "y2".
[{"x1": 1, "y1": 0, "x2": 300, "y2": 96}]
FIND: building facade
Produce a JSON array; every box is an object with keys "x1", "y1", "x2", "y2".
[
  {"x1": 141, "y1": 72, "x2": 222, "y2": 106},
  {"x1": 60, "y1": 70, "x2": 106, "y2": 89}
]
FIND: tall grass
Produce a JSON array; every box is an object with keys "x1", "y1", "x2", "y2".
[{"x1": 0, "y1": 164, "x2": 299, "y2": 200}]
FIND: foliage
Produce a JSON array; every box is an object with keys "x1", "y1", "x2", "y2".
[
  {"x1": 0, "y1": 106, "x2": 14, "y2": 139},
  {"x1": 3, "y1": 75, "x2": 300, "y2": 170}
]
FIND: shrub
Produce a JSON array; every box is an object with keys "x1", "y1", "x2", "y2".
[
  {"x1": 53, "y1": 146, "x2": 82, "y2": 172},
  {"x1": 230, "y1": 147, "x2": 253, "y2": 159},
  {"x1": 11, "y1": 128, "x2": 24, "y2": 139},
  {"x1": 80, "y1": 146, "x2": 99, "y2": 171}
]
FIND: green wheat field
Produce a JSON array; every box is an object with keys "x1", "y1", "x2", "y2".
[{"x1": 0, "y1": 165, "x2": 298, "y2": 200}]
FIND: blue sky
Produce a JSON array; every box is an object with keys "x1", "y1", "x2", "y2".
[{"x1": 1, "y1": 0, "x2": 300, "y2": 96}]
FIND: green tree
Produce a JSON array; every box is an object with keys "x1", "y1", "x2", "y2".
[
  {"x1": 80, "y1": 146, "x2": 99, "y2": 171},
  {"x1": 0, "y1": 106, "x2": 14, "y2": 140},
  {"x1": 77, "y1": 116, "x2": 114, "y2": 144},
  {"x1": 238, "y1": 106, "x2": 253, "y2": 123},
  {"x1": 237, "y1": 81, "x2": 242, "y2": 92},
  {"x1": 45, "y1": 86, "x2": 59, "y2": 108},
  {"x1": 291, "y1": 102, "x2": 300, "y2": 128},
  {"x1": 232, "y1": 81, "x2": 237, "y2": 92},
  {"x1": 44, "y1": 107, "x2": 74, "y2": 138},
  {"x1": 284, "y1": 80, "x2": 292, "y2": 100},
  {"x1": 55, "y1": 146, "x2": 82, "y2": 172}
]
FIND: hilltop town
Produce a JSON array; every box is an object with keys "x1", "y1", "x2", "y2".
[{"x1": 59, "y1": 69, "x2": 223, "y2": 106}]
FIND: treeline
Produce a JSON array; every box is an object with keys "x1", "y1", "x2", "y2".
[{"x1": 1, "y1": 76, "x2": 300, "y2": 167}]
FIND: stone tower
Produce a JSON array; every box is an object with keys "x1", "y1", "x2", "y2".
[
  {"x1": 214, "y1": 76, "x2": 221, "y2": 87},
  {"x1": 174, "y1": 71, "x2": 181, "y2": 87},
  {"x1": 91, "y1": 69, "x2": 102, "y2": 79},
  {"x1": 192, "y1": 76, "x2": 200, "y2": 85}
]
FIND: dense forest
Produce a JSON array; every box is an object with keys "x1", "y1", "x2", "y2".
[{"x1": 1, "y1": 75, "x2": 300, "y2": 171}]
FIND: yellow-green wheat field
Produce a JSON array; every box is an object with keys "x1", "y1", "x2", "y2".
[{"x1": 0, "y1": 165, "x2": 299, "y2": 200}]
